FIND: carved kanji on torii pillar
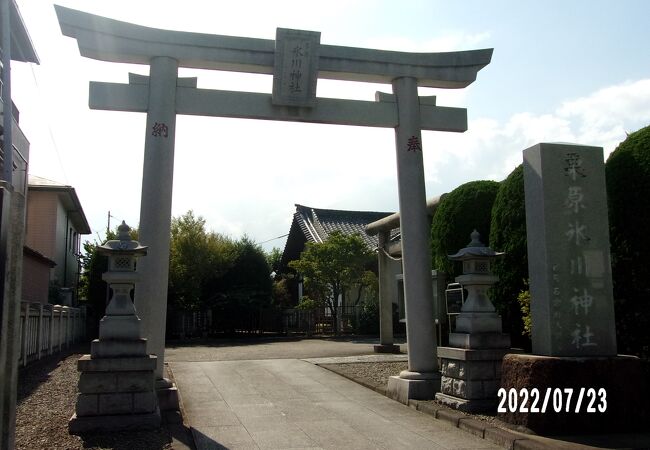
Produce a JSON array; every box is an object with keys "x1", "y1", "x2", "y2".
[{"x1": 56, "y1": 5, "x2": 492, "y2": 401}]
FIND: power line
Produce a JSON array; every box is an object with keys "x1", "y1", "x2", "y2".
[
  {"x1": 256, "y1": 233, "x2": 289, "y2": 245},
  {"x1": 29, "y1": 62, "x2": 68, "y2": 183}
]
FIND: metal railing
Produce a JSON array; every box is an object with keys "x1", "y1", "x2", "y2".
[
  {"x1": 18, "y1": 302, "x2": 86, "y2": 366},
  {"x1": 284, "y1": 305, "x2": 361, "y2": 335}
]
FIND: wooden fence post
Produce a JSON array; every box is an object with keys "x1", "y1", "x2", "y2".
[
  {"x1": 64, "y1": 307, "x2": 70, "y2": 349},
  {"x1": 57, "y1": 306, "x2": 63, "y2": 352},
  {"x1": 48, "y1": 305, "x2": 54, "y2": 356},
  {"x1": 36, "y1": 303, "x2": 44, "y2": 360},
  {"x1": 20, "y1": 303, "x2": 29, "y2": 367}
]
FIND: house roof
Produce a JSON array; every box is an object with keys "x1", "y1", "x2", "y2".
[
  {"x1": 23, "y1": 245, "x2": 56, "y2": 267},
  {"x1": 280, "y1": 204, "x2": 396, "y2": 270},
  {"x1": 28, "y1": 175, "x2": 91, "y2": 234}
]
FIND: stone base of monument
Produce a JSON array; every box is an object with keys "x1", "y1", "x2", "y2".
[
  {"x1": 499, "y1": 353, "x2": 649, "y2": 434},
  {"x1": 69, "y1": 354, "x2": 161, "y2": 433},
  {"x1": 435, "y1": 346, "x2": 518, "y2": 413},
  {"x1": 156, "y1": 375, "x2": 180, "y2": 411},
  {"x1": 69, "y1": 408, "x2": 161, "y2": 434},
  {"x1": 387, "y1": 372, "x2": 441, "y2": 404},
  {"x1": 373, "y1": 344, "x2": 401, "y2": 354},
  {"x1": 435, "y1": 393, "x2": 498, "y2": 412}
]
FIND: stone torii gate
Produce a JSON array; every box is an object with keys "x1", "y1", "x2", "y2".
[{"x1": 56, "y1": 6, "x2": 491, "y2": 399}]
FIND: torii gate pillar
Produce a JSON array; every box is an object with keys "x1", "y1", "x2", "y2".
[
  {"x1": 386, "y1": 77, "x2": 440, "y2": 402},
  {"x1": 136, "y1": 57, "x2": 179, "y2": 379}
]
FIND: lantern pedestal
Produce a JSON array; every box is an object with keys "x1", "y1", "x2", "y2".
[
  {"x1": 434, "y1": 231, "x2": 517, "y2": 413},
  {"x1": 69, "y1": 355, "x2": 160, "y2": 433},
  {"x1": 69, "y1": 222, "x2": 161, "y2": 433},
  {"x1": 449, "y1": 332, "x2": 511, "y2": 349}
]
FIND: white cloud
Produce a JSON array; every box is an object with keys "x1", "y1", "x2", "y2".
[
  {"x1": 557, "y1": 79, "x2": 650, "y2": 152},
  {"x1": 421, "y1": 78, "x2": 650, "y2": 198}
]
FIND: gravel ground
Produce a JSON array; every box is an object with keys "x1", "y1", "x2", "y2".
[
  {"x1": 16, "y1": 345, "x2": 174, "y2": 450},
  {"x1": 323, "y1": 361, "x2": 498, "y2": 426},
  {"x1": 322, "y1": 361, "x2": 409, "y2": 389}
]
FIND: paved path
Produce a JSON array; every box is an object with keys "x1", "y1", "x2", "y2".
[
  {"x1": 166, "y1": 336, "x2": 405, "y2": 362},
  {"x1": 168, "y1": 338, "x2": 650, "y2": 450},
  {"x1": 170, "y1": 358, "x2": 499, "y2": 450}
]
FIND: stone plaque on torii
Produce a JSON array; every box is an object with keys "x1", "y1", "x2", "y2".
[{"x1": 56, "y1": 5, "x2": 492, "y2": 399}]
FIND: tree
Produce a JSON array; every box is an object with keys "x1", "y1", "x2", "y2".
[
  {"x1": 489, "y1": 165, "x2": 530, "y2": 349},
  {"x1": 207, "y1": 236, "x2": 273, "y2": 334},
  {"x1": 168, "y1": 211, "x2": 237, "y2": 311},
  {"x1": 221, "y1": 236, "x2": 273, "y2": 308},
  {"x1": 271, "y1": 278, "x2": 292, "y2": 308},
  {"x1": 288, "y1": 231, "x2": 374, "y2": 334},
  {"x1": 431, "y1": 180, "x2": 500, "y2": 277},
  {"x1": 265, "y1": 247, "x2": 283, "y2": 275},
  {"x1": 606, "y1": 125, "x2": 650, "y2": 357}
]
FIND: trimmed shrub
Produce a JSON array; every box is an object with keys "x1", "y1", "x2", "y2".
[
  {"x1": 431, "y1": 180, "x2": 500, "y2": 278},
  {"x1": 489, "y1": 164, "x2": 530, "y2": 349},
  {"x1": 606, "y1": 125, "x2": 650, "y2": 358}
]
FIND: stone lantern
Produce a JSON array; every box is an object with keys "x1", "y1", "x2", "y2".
[
  {"x1": 94, "y1": 221, "x2": 148, "y2": 347},
  {"x1": 69, "y1": 221, "x2": 160, "y2": 433},
  {"x1": 435, "y1": 230, "x2": 516, "y2": 413},
  {"x1": 447, "y1": 230, "x2": 509, "y2": 349}
]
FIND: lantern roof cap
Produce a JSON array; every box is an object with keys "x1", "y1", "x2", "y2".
[
  {"x1": 448, "y1": 230, "x2": 503, "y2": 260},
  {"x1": 97, "y1": 221, "x2": 148, "y2": 255}
]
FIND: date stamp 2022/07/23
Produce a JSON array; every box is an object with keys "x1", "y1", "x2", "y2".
[{"x1": 497, "y1": 387, "x2": 607, "y2": 414}]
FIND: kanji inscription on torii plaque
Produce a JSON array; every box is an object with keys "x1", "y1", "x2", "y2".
[{"x1": 272, "y1": 28, "x2": 320, "y2": 107}]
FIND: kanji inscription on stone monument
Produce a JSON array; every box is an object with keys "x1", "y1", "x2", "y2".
[{"x1": 523, "y1": 143, "x2": 617, "y2": 356}]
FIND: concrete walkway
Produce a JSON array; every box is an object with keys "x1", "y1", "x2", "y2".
[
  {"x1": 170, "y1": 358, "x2": 499, "y2": 450},
  {"x1": 166, "y1": 336, "x2": 405, "y2": 362}
]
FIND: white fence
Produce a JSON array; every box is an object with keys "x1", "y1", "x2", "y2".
[{"x1": 18, "y1": 302, "x2": 86, "y2": 367}]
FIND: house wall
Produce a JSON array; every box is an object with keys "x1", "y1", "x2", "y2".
[
  {"x1": 21, "y1": 253, "x2": 51, "y2": 304},
  {"x1": 25, "y1": 191, "x2": 57, "y2": 259},
  {"x1": 25, "y1": 190, "x2": 82, "y2": 300},
  {"x1": 54, "y1": 196, "x2": 67, "y2": 284}
]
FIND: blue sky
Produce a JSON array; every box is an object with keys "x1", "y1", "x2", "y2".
[{"x1": 10, "y1": 0, "x2": 650, "y2": 251}]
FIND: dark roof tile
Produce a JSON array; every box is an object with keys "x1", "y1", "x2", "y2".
[{"x1": 280, "y1": 204, "x2": 396, "y2": 270}]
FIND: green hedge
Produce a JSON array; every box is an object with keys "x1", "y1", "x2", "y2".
[
  {"x1": 431, "y1": 180, "x2": 500, "y2": 277},
  {"x1": 489, "y1": 164, "x2": 529, "y2": 349},
  {"x1": 606, "y1": 125, "x2": 650, "y2": 358}
]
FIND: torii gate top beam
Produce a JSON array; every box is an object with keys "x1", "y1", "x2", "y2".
[{"x1": 54, "y1": 5, "x2": 492, "y2": 89}]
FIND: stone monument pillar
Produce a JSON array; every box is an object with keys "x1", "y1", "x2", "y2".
[
  {"x1": 69, "y1": 222, "x2": 160, "y2": 433},
  {"x1": 435, "y1": 231, "x2": 513, "y2": 412},
  {"x1": 498, "y1": 143, "x2": 648, "y2": 434}
]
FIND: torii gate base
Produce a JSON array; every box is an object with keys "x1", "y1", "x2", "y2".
[{"x1": 56, "y1": 6, "x2": 492, "y2": 406}]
